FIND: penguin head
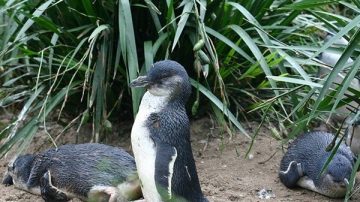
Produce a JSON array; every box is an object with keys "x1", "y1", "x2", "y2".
[
  {"x1": 5, "y1": 154, "x2": 35, "y2": 186},
  {"x1": 130, "y1": 60, "x2": 191, "y2": 103},
  {"x1": 323, "y1": 154, "x2": 352, "y2": 190}
]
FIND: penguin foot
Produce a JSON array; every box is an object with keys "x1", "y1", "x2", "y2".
[
  {"x1": 40, "y1": 170, "x2": 70, "y2": 202},
  {"x1": 88, "y1": 185, "x2": 121, "y2": 202},
  {"x1": 118, "y1": 178, "x2": 142, "y2": 201},
  {"x1": 279, "y1": 161, "x2": 303, "y2": 188}
]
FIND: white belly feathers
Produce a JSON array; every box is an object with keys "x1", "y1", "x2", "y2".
[{"x1": 131, "y1": 91, "x2": 168, "y2": 202}]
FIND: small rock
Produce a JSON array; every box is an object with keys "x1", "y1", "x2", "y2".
[
  {"x1": 5, "y1": 196, "x2": 16, "y2": 201},
  {"x1": 198, "y1": 139, "x2": 207, "y2": 144},
  {"x1": 257, "y1": 188, "x2": 276, "y2": 199}
]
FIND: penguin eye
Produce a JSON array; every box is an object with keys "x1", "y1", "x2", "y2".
[
  {"x1": 157, "y1": 80, "x2": 164, "y2": 85},
  {"x1": 159, "y1": 77, "x2": 172, "y2": 85},
  {"x1": 160, "y1": 71, "x2": 175, "y2": 79}
]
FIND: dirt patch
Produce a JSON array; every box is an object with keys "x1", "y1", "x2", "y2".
[{"x1": 0, "y1": 117, "x2": 359, "y2": 202}]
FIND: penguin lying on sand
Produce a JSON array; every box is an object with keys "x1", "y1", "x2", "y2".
[
  {"x1": 2, "y1": 143, "x2": 141, "y2": 202},
  {"x1": 279, "y1": 131, "x2": 356, "y2": 198},
  {"x1": 130, "y1": 60, "x2": 208, "y2": 202}
]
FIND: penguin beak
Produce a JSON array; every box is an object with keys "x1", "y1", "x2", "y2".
[
  {"x1": 129, "y1": 76, "x2": 150, "y2": 88},
  {"x1": 2, "y1": 172, "x2": 13, "y2": 186}
]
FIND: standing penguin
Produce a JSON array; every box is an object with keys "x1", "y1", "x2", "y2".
[
  {"x1": 130, "y1": 60, "x2": 208, "y2": 202},
  {"x1": 2, "y1": 143, "x2": 141, "y2": 202},
  {"x1": 317, "y1": 34, "x2": 360, "y2": 122},
  {"x1": 279, "y1": 131, "x2": 355, "y2": 198},
  {"x1": 345, "y1": 117, "x2": 360, "y2": 155}
]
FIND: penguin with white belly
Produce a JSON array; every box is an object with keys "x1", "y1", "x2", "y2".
[
  {"x1": 279, "y1": 131, "x2": 356, "y2": 198},
  {"x1": 2, "y1": 143, "x2": 141, "y2": 202},
  {"x1": 130, "y1": 60, "x2": 208, "y2": 202}
]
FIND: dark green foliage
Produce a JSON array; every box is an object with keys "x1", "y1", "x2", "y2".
[{"x1": 1, "y1": 3, "x2": 360, "y2": 197}]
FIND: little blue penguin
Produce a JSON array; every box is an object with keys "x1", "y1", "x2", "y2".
[
  {"x1": 130, "y1": 60, "x2": 208, "y2": 202},
  {"x1": 2, "y1": 143, "x2": 142, "y2": 202},
  {"x1": 279, "y1": 131, "x2": 355, "y2": 198},
  {"x1": 346, "y1": 117, "x2": 360, "y2": 155},
  {"x1": 317, "y1": 33, "x2": 360, "y2": 122}
]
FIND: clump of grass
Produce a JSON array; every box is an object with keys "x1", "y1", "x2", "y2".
[{"x1": 1, "y1": 2, "x2": 360, "y2": 189}]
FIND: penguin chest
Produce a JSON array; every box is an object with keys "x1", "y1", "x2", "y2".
[
  {"x1": 297, "y1": 176, "x2": 318, "y2": 193},
  {"x1": 131, "y1": 92, "x2": 167, "y2": 202},
  {"x1": 131, "y1": 120, "x2": 160, "y2": 201}
]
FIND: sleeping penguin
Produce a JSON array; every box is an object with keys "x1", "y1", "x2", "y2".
[
  {"x1": 130, "y1": 60, "x2": 208, "y2": 202},
  {"x1": 2, "y1": 143, "x2": 142, "y2": 202},
  {"x1": 279, "y1": 131, "x2": 356, "y2": 198}
]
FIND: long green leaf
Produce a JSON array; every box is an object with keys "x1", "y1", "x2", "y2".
[
  {"x1": 268, "y1": 76, "x2": 322, "y2": 88},
  {"x1": 284, "y1": 0, "x2": 340, "y2": 9},
  {"x1": 14, "y1": 0, "x2": 54, "y2": 41},
  {"x1": 329, "y1": 57, "x2": 360, "y2": 119},
  {"x1": 171, "y1": 1, "x2": 194, "y2": 51},
  {"x1": 0, "y1": 118, "x2": 39, "y2": 158},
  {"x1": 345, "y1": 154, "x2": 360, "y2": 201},
  {"x1": 119, "y1": 0, "x2": 141, "y2": 115},
  {"x1": 144, "y1": 41, "x2": 154, "y2": 72},
  {"x1": 190, "y1": 79, "x2": 250, "y2": 139},
  {"x1": 308, "y1": 14, "x2": 360, "y2": 62},
  {"x1": 229, "y1": 25, "x2": 278, "y2": 91},
  {"x1": 205, "y1": 26, "x2": 255, "y2": 63}
]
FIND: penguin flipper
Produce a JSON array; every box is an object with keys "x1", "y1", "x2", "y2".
[
  {"x1": 40, "y1": 170, "x2": 70, "y2": 202},
  {"x1": 154, "y1": 143, "x2": 179, "y2": 201},
  {"x1": 27, "y1": 173, "x2": 41, "y2": 189},
  {"x1": 27, "y1": 155, "x2": 50, "y2": 188},
  {"x1": 279, "y1": 161, "x2": 304, "y2": 188}
]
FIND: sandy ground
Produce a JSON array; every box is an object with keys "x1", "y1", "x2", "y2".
[{"x1": 0, "y1": 117, "x2": 359, "y2": 202}]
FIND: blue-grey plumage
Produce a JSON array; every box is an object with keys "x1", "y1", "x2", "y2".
[
  {"x1": 130, "y1": 60, "x2": 208, "y2": 202},
  {"x1": 279, "y1": 131, "x2": 355, "y2": 198},
  {"x1": 2, "y1": 143, "x2": 142, "y2": 202}
]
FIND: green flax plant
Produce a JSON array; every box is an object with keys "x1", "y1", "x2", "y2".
[{"x1": 0, "y1": 0, "x2": 360, "y2": 181}]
